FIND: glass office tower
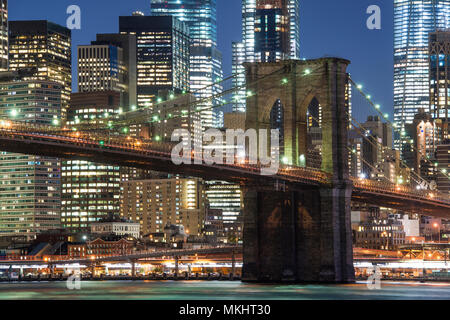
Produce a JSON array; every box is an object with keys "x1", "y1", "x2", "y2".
[
  {"x1": 119, "y1": 15, "x2": 190, "y2": 109},
  {"x1": 0, "y1": 80, "x2": 62, "y2": 240},
  {"x1": 0, "y1": 0, "x2": 7, "y2": 71},
  {"x1": 150, "y1": 0, "x2": 224, "y2": 128},
  {"x1": 429, "y1": 31, "x2": 450, "y2": 141},
  {"x1": 232, "y1": 0, "x2": 300, "y2": 112},
  {"x1": 393, "y1": 0, "x2": 450, "y2": 149}
]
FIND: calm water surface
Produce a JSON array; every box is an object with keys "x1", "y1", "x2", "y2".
[{"x1": 1, "y1": 281, "x2": 450, "y2": 300}]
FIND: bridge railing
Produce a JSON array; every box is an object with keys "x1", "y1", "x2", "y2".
[
  {"x1": 352, "y1": 177, "x2": 450, "y2": 204},
  {"x1": 1, "y1": 124, "x2": 449, "y2": 205}
]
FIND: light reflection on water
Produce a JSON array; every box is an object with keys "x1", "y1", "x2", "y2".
[{"x1": 2, "y1": 281, "x2": 450, "y2": 300}]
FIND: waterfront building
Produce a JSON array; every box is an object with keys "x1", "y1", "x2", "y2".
[
  {"x1": 90, "y1": 214, "x2": 141, "y2": 239},
  {"x1": 150, "y1": 0, "x2": 224, "y2": 128},
  {"x1": 393, "y1": 0, "x2": 450, "y2": 149},
  {"x1": 355, "y1": 214, "x2": 406, "y2": 250},
  {"x1": 119, "y1": 15, "x2": 190, "y2": 110},
  {"x1": 8, "y1": 20, "x2": 71, "y2": 120},
  {"x1": 0, "y1": 80, "x2": 62, "y2": 240}
]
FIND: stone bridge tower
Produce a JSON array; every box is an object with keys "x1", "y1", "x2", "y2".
[{"x1": 243, "y1": 58, "x2": 355, "y2": 283}]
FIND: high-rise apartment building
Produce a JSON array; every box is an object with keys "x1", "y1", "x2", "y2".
[
  {"x1": 394, "y1": 0, "x2": 450, "y2": 149},
  {"x1": 429, "y1": 31, "x2": 450, "y2": 141},
  {"x1": 232, "y1": 0, "x2": 300, "y2": 112},
  {"x1": 150, "y1": 0, "x2": 224, "y2": 128},
  {"x1": 119, "y1": 15, "x2": 190, "y2": 110},
  {"x1": 0, "y1": 80, "x2": 62, "y2": 240},
  {"x1": 0, "y1": 0, "x2": 7, "y2": 71},
  {"x1": 8, "y1": 20, "x2": 71, "y2": 120},
  {"x1": 120, "y1": 178, "x2": 206, "y2": 237}
]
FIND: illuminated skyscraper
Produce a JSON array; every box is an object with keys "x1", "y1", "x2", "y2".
[
  {"x1": 150, "y1": 0, "x2": 224, "y2": 128},
  {"x1": 0, "y1": 80, "x2": 62, "y2": 240},
  {"x1": 8, "y1": 20, "x2": 72, "y2": 120},
  {"x1": 62, "y1": 91, "x2": 122, "y2": 233},
  {"x1": 119, "y1": 15, "x2": 190, "y2": 110},
  {"x1": 0, "y1": 0, "x2": 7, "y2": 71},
  {"x1": 232, "y1": 0, "x2": 300, "y2": 112},
  {"x1": 429, "y1": 31, "x2": 450, "y2": 141},
  {"x1": 394, "y1": 0, "x2": 450, "y2": 149}
]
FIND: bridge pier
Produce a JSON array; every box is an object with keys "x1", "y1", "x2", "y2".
[{"x1": 242, "y1": 183, "x2": 354, "y2": 283}]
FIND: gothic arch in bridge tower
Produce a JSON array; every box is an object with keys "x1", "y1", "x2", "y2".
[{"x1": 244, "y1": 58, "x2": 351, "y2": 179}]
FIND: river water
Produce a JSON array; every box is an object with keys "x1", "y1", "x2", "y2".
[{"x1": 2, "y1": 281, "x2": 450, "y2": 300}]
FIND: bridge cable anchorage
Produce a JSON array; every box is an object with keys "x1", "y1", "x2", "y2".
[{"x1": 349, "y1": 77, "x2": 450, "y2": 183}]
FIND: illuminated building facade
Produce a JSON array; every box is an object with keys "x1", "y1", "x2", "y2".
[
  {"x1": 119, "y1": 15, "x2": 190, "y2": 110},
  {"x1": 429, "y1": 31, "x2": 450, "y2": 141},
  {"x1": 393, "y1": 0, "x2": 450, "y2": 149},
  {"x1": 120, "y1": 178, "x2": 206, "y2": 237},
  {"x1": 78, "y1": 44, "x2": 127, "y2": 105},
  {"x1": 0, "y1": 80, "x2": 62, "y2": 240},
  {"x1": 150, "y1": 0, "x2": 224, "y2": 128},
  {"x1": 405, "y1": 109, "x2": 438, "y2": 183},
  {"x1": 0, "y1": 0, "x2": 7, "y2": 71},
  {"x1": 204, "y1": 181, "x2": 243, "y2": 241},
  {"x1": 94, "y1": 33, "x2": 138, "y2": 110},
  {"x1": 62, "y1": 91, "x2": 122, "y2": 233},
  {"x1": 436, "y1": 142, "x2": 450, "y2": 193},
  {"x1": 8, "y1": 20, "x2": 71, "y2": 120},
  {"x1": 232, "y1": 0, "x2": 300, "y2": 112}
]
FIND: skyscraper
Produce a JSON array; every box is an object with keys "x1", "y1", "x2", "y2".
[
  {"x1": 78, "y1": 43, "x2": 127, "y2": 104},
  {"x1": 232, "y1": 0, "x2": 300, "y2": 112},
  {"x1": 0, "y1": 80, "x2": 62, "y2": 240},
  {"x1": 94, "y1": 33, "x2": 138, "y2": 109},
  {"x1": 121, "y1": 178, "x2": 206, "y2": 237},
  {"x1": 150, "y1": 0, "x2": 224, "y2": 128},
  {"x1": 8, "y1": 20, "x2": 72, "y2": 120},
  {"x1": 0, "y1": 0, "x2": 7, "y2": 71},
  {"x1": 429, "y1": 31, "x2": 450, "y2": 141},
  {"x1": 62, "y1": 91, "x2": 122, "y2": 233},
  {"x1": 119, "y1": 15, "x2": 190, "y2": 110},
  {"x1": 394, "y1": 0, "x2": 450, "y2": 148}
]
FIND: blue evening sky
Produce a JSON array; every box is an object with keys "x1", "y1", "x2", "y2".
[{"x1": 9, "y1": 0, "x2": 392, "y2": 121}]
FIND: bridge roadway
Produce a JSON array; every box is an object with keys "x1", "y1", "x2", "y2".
[
  {"x1": 0, "y1": 246, "x2": 242, "y2": 267},
  {"x1": 0, "y1": 125, "x2": 449, "y2": 216}
]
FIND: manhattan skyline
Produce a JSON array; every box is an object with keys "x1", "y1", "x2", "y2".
[{"x1": 9, "y1": 0, "x2": 393, "y2": 122}]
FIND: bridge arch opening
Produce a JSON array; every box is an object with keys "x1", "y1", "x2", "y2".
[{"x1": 306, "y1": 97, "x2": 322, "y2": 169}]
